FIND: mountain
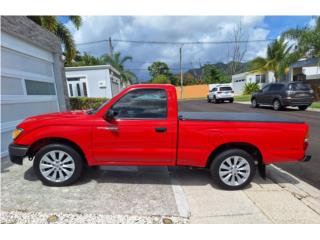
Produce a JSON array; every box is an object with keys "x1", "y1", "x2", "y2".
[{"x1": 185, "y1": 61, "x2": 251, "y2": 77}]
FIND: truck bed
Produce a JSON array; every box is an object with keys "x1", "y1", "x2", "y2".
[{"x1": 178, "y1": 112, "x2": 303, "y2": 123}]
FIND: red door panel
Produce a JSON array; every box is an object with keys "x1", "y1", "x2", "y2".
[{"x1": 92, "y1": 119, "x2": 176, "y2": 165}]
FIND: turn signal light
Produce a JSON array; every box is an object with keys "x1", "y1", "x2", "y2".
[{"x1": 12, "y1": 128, "x2": 23, "y2": 140}]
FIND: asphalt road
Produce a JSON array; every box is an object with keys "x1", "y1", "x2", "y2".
[{"x1": 178, "y1": 100, "x2": 320, "y2": 189}]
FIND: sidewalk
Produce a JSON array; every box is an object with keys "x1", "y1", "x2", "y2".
[{"x1": 171, "y1": 166, "x2": 320, "y2": 223}]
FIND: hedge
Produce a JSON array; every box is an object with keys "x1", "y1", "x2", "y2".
[{"x1": 69, "y1": 97, "x2": 108, "y2": 110}]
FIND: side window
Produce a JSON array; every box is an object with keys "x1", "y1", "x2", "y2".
[
  {"x1": 269, "y1": 84, "x2": 283, "y2": 91},
  {"x1": 262, "y1": 85, "x2": 270, "y2": 92},
  {"x1": 111, "y1": 89, "x2": 168, "y2": 119}
]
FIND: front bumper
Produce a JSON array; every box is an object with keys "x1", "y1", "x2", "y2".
[{"x1": 8, "y1": 143, "x2": 29, "y2": 165}]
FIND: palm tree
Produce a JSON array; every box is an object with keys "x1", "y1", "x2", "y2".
[
  {"x1": 282, "y1": 16, "x2": 320, "y2": 60},
  {"x1": 27, "y1": 16, "x2": 82, "y2": 64},
  {"x1": 251, "y1": 38, "x2": 292, "y2": 81},
  {"x1": 101, "y1": 52, "x2": 138, "y2": 84}
]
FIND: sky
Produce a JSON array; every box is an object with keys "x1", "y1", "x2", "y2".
[{"x1": 60, "y1": 16, "x2": 313, "y2": 81}]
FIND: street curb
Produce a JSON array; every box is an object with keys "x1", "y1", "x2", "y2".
[
  {"x1": 170, "y1": 174, "x2": 191, "y2": 218},
  {"x1": 267, "y1": 165, "x2": 320, "y2": 214}
]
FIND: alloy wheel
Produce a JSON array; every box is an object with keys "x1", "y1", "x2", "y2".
[
  {"x1": 273, "y1": 100, "x2": 281, "y2": 110},
  {"x1": 252, "y1": 99, "x2": 257, "y2": 107},
  {"x1": 39, "y1": 150, "x2": 75, "y2": 183},
  {"x1": 218, "y1": 156, "x2": 251, "y2": 186}
]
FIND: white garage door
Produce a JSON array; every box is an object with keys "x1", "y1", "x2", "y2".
[{"x1": 1, "y1": 33, "x2": 59, "y2": 157}]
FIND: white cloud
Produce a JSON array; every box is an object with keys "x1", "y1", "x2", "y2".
[{"x1": 66, "y1": 16, "x2": 269, "y2": 80}]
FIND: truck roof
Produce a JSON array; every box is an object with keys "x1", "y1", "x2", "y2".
[{"x1": 128, "y1": 84, "x2": 176, "y2": 89}]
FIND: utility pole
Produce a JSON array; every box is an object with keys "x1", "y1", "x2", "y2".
[
  {"x1": 108, "y1": 37, "x2": 114, "y2": 58},
  {"x1": 180, "y1": 45, "x2": 183, "y2": 99}
]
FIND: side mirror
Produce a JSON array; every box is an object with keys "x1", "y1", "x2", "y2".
[{"x1": 104, "y1": 109, "x2": 115, "y2": 122}]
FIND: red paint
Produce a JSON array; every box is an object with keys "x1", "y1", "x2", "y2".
[{"x1": 14, "y1": 84, "x2": 309, "y2": 167}]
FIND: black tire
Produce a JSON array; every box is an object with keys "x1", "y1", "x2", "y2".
[
  {"x1": 273, "y1": 99, "x2": 282, "y2": 111},
  {"x1": 213, "y1": 96, "x2": 218, "y2": 104},
  {"x1": 207, "y1": 97, "x2": 212, "y2": 103},
  {"x1": 33, "y1": 143, "x2": 84, "y2": 186},
  {"x1": 251, "y1": 98, "x2": 259, "y2": 108},
  {"x1": 210, "y1": 149, "x2": 256, "y2": 190},
  {"x1": 229, "y1": 99, "x2": 234, "y2": 103},
  {"x1": 298, "y1": 106, "x2": 308, "y2": 111}
]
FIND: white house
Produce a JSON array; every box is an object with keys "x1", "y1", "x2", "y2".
[
  {"x1": 1, "y1": 16, "x2": 68, "y2": 158},
  {"x1": 65, "y1": 65, "x2": 125, "y2": 99},
  {"x1": 232, "y1": 71, "x2": 276, "y2": 95},
  {"x1": 288, "y1": 57, "x2": 320, "y2": 99}
]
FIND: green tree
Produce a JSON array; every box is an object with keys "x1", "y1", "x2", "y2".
[
  {"x1": 66, "y1": 52, "x2": 104, "y2": 67},
  {"x1": 151, "y1": 74, "x2": 170, "y2": 84},
  {"x1": 148, "y1": 61, "x2": 171, "y2": 79},
  {"x1": 251, "y1": 38, "x2": 292, "y2": 81},
  {"x1": 202, "y1": 64, "x2": 225, "y2": 84},
  {"x1": 282, "y1": 16, "x2": 320, "y2": 60},
  {"x1": 101, "y1": 52, "x2": 138, "y2": 84},
  {"x1": 28, "y1": 16, "x2": 82, "y2": 64}
]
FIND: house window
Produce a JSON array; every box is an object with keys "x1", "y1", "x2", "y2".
[
  {"x1": 256, "y1": 74, "x2": 266, "y2": 83},
  {"x1": 67, "y1": 77, "x2": 81, "y2": 81},
  {"x1": 255, "y1": 75, "x2": 261, "y2": 83},
  {"x1": 69, "y1": 83, "x2": 73, "y2": 97},
  {"x1": 76, "y1": 83, "x2": 81, "y2": 96},
  {"x1": 83, "y1": 82, "x2": 88, "y2": 97},
  {"x1": 25, "y1": 80, "x2": 56, "y2": 95}
]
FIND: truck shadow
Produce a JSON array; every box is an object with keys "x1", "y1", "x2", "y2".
[{"x1": 23, "y1": 165, "x2": 299, "y2": 189}]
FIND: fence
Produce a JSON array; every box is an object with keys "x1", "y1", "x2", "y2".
[{"x1": 175, "y1": 84, "x2": 209, "y2": 100}]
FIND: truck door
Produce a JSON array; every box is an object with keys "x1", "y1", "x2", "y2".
[{"x1": 92, "y1": 88, "x2": 177, "y2": 165}]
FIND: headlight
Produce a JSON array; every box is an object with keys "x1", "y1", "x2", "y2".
[{"x1": 12, "y1": 128, "x2": 23, "y2": 140}]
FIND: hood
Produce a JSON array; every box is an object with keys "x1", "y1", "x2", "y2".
[{"x1": 17, "y1": 110, "x2": 89, "y2": 128}]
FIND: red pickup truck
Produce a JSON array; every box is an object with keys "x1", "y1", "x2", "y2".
[{"x1": 9, "y1": 84, "x2": 311, "y2": 189}]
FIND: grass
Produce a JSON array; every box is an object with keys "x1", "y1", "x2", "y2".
[
  {"x1": 234, "y1": 95, "x2": 251, "y2": 102},
  {"x1": 311, "y1": 102, "x2": 320, "y2": 109}
]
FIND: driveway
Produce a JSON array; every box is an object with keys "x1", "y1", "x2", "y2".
[
  {"x1": 2, "y1": 155, "x2": 320, "y2": 223},
  {"x1": 179, "y1": 100, "x2": 320, "y2": 189}
]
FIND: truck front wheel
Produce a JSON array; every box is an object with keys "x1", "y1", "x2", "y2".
[
  {"x1": 210, "y1": 149, "x2": 256, "y2": 190},
  {"x1": 33, "y1": 143, "x2": 84, "y2": 186}
]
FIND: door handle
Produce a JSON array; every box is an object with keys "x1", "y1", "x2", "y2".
[
  {"x1": 155, "y1": 127, "x2": 167, "y2": 133},
  {"x1": 96, "y1": 126, "x2": 118, "y2": 131}
]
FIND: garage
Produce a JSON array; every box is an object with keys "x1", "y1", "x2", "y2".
[{"x1": 1, "y1": 16, "x2": 68, "y2": 158}]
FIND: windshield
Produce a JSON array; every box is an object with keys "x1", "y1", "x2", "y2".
[
  {"x1": 220, "y1": 87, "x2": 232, "y2": 91},
  {"x1": 288, "y1": 83, "x2": 311, "y2": 91},
  {"x1": 86, "y1": 99, "x2": 109, "y2": 114}
]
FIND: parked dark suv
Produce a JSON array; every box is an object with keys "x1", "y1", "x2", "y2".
[{"x1": 251, "y1": 82, "x2": 314, "y2": 111}]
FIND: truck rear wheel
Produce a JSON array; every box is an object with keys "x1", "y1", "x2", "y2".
[
  {"x1": 210, "y1": 149, "x2": 256, "y2": 190},
  {"x1": 33, "y1": 143, "x2": 83, "y2": 186}
]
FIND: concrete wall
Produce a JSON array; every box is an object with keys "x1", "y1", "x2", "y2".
[{"x1": 176, "y1": 84, "x2": 209, "y2": 100}]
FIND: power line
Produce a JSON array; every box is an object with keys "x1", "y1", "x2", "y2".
[{"x1": 76, "y1": 38, "x2": 276, "y2": 46}]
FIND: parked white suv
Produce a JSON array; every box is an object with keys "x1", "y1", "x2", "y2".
[{"x1": 207, "y1": 85, "x2": 234, "y2": 103}]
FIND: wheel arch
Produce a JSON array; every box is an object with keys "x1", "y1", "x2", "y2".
[
  {"x1": 206, "y1": 142, "x2": 264, "y2": 170},
  {"x1": 27, "y1": 137, "x2": 88, "y2": 165}
]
